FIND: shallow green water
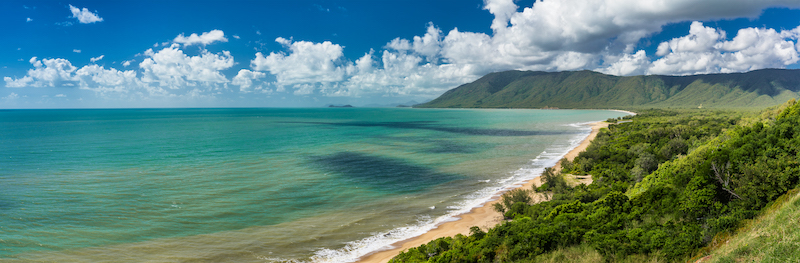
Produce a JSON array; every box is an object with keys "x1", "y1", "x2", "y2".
[{"x1": 0, "y1": 108, "x2": 627, "y2": 262}]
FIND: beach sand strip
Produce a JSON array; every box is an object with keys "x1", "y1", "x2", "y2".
[{"x1": 356, "y1": 121, "x2": 610, "y2": 263}]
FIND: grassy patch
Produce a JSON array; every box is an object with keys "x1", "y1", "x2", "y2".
[{"x1": 700, "y1": 189, "x2": 800, "y2": 263}]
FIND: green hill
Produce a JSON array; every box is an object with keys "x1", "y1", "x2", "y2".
[
  {"x1": 417, "y1": 69, "x2": 800, "y2": 109},
  {"x1": 391, "y1": 100, "x2": 800, "y2": 263}
]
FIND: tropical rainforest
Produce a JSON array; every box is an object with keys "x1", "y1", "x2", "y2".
[{"x1": 391, "y1": 98, "x2": 800, "y2": 262}]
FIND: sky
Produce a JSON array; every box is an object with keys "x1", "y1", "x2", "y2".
[{"x1": 2, "y1": 0, "x2": 800, "y2": 108}]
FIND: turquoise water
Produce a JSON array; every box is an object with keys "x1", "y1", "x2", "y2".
[{"x1": 0, "y1": 108, "x2": 627, "y2": 262}]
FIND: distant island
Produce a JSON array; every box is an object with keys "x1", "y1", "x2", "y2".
[{"x1": 327, "y1": 104, "x2": 354, "y2": 108}]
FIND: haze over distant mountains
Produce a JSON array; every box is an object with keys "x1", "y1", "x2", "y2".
[{"x1": 417, "y1": 69, "x2": 800, "y2": 109}]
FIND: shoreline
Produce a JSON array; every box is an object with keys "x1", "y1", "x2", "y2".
[
  {"x1": 610, "y1": 109, "x2": 637, "y2": 116},
  {"x1": 356, "y1": 121, "x2": 611, "y2": 263}
]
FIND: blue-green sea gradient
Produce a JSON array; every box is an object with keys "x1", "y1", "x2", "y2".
[{"x1": 0, "y1": 108, "x2": 628, "y2": 262}]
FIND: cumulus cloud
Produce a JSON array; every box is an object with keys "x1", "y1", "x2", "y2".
[
  {"x1": 26, "y1": 17, "x2": 32, "y2": 22},
  {"x1": 3, "y1": 57, "x2": 146, "y2": 96},
  {"x1": 483, "y1": 0, "x2": 517, "y2": 32},
  {"x1": 412, "y1": 23, "x2": 443, "y2": 63},
  {"x1": 4, "y1": 57, "x2": 79, "y2": 87},
  {"x1": 75, "y1": 64, "x2": 142, "y2": 94},
  {"x1": 599, "y1": 50, "x2": 649, "y2": 76},
  {"x1": 251, "y1": 37, "x2": 346, "y2": 88},
  {"x1": 4, "y1": 76, "x2": 33, "y2": 88},
  {"x1": 139, "y1": 44, "x2": 234, "y2": 89},
  {"x1": 90, "y1": 55, "x2": 104, "y2": 63},
  {"x1": 73, "y1": 49, "x2": 81, "y2": 53},
  {"x1": 69, "y1": 5, "x2": 103, "y2": 24},
  {"x1": 649, "y1": 22, "x2": 800, "y2": 75},
  {"x1": 122, "y1": 60, "x2": 133, "y2": 67},
  {"x1": 173, "y1": 30, "x2": 228, "y2": 46},
  {"x1": 5, "y1": 42, "x2": 234, "y2": 102},
  {"x1": 335, "y1": 50, "x2": 477, "y2": 97},
  {"x1": 232, "y1": 69, "x2": 266, "y2": 92}
]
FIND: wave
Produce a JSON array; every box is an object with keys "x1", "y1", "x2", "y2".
[{"x1": 305, "y1": 122, "x2": 594, "y2": 263}]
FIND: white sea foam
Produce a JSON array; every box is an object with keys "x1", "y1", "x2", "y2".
[{"x1": 307, "y1": 122, "x2": 594, "y2": 263}]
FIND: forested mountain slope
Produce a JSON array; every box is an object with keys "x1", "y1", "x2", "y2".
[{"x1": 417, "y1": 69, "x2": 800, "y2": 109}]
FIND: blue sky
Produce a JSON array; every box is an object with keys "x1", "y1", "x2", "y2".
[{"x1": 2, "y1": 0, "x2": 800, "y2": 108}]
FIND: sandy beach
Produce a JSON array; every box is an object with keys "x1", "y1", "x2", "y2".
[{"x1": 356, "y1": 121, "x2": 611, "y2": 263}]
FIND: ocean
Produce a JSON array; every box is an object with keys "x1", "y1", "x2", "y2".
[{"x1": 0, "y1": 108, "x2": 628, "y2": 262}]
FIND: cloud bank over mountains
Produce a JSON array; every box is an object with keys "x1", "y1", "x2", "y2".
[{"x1": 5, "y1": 0, "x2": 800, "y2": 105}]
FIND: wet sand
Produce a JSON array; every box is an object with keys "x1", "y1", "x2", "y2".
[{"x1": 356, "y1": 121, "x2": 610, "y2": 263}]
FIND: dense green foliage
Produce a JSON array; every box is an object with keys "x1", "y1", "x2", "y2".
[
  {"x1": 493, "y1": 188, "x2": 533, "y2": 217},
  {"x1": 391, "y1": 100, "x2": 800, "y2": 262},
  {"x1": 416, "y1": 69, "x2": 800, "y2": 109}
]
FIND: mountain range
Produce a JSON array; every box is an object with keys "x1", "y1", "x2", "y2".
[{"x1": 416, "y1": 69, "x2": 800, "y2": 109}]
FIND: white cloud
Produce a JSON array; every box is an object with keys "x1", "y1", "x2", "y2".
[
  {"x1": 386, "y1": 38, "x2": 411, "y2": 51},
  {"x1": 232, "y1": 69, "x2": 266, "y2": 92},
  {"x1": 139, "y1": 44, "x2": 234, "y2": 89},
  {"x1": 292, "y1": 83, "x2": 316, "y2": 95},
  {"x1": 90, "y1": 55, "x2": 104, "y2": 63},
  {"x1": 251, "y1": 38, "x2": 346, "y2": 88},
  {"x1": 173, "y1": 30, "x2": 228, "y2": 46},
  {"x1": 649, "y1": 22, "x2": 800, "y2": 75},
  {"x1": 599, "y1": 50, "x2": 649, "y2": 76},
  {"x1": 656, "y1": 22, "x2": 723, "y2": 56},
  {"x1": 122, "y1": 60, "x2": 133, "y2": 67},
  {"x1": 73, "y1": 49, "x2": 81, "y2": 53},
  {"x1": 69, "y1": 5, "x2": 103, "y2": 24},
  {"x1": 412, "y1": 23, "x2": 443, "y2": 63},
  {"x1": 483, "y1": 0, "x2": 517, "y2": 32},
  {"x1": 405, "y1": 0, "x2": 800, "y2": 78},
  {"x1": 75, "y1": 64, "x2": 143, "y2": 94},
  {"x1": 3, "y1": 43, "x2": 239, "y2": 102},
  {"x1": 3, "y1": 92, "x2": 19, "y2": 100},
  {"x1": 55, "y1": 94, "x2": 66, "y2": 97},
  {"x1": 4, "y1": 57, "x2": 79, "y2": 87},
  {"x1": 4, "y1": 76, "x2": 34, "y2": 88},
  {"x1": 233, "y1": 35, "x2": 240, "y2": 39},
  {"x1": 26, "y1": 17, "x2": 32, "y2": 22}
]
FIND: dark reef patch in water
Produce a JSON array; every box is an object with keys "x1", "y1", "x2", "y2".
[
  {"x1": 310, "y1": 152, "x2": 460, "y2": 193},
  {"x1": 424, "y1": 140, "x2": 482, "y2": 154},
  {"x1": 369, "y1": 135, "x2": 489, "y2": 154},
  {"x1": 279, "y1": 121, "x2": 576, "y2": 137}
]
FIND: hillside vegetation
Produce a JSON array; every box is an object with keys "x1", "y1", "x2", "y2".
[
  {"x1": 417, "y1": 69, "x2": 800, "y2": 109},
  {"x1": 699, "y1": 188, "x2": 800, "y2": 263},
  {"x1": 391, "y1": 100, "x2": 800, "y2": 263}
]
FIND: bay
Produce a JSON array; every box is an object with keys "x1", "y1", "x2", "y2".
[{"x1": 0, "y1": 108, "x2": 627, "y2": 262}]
